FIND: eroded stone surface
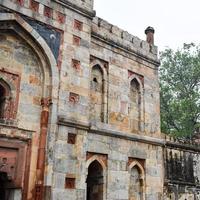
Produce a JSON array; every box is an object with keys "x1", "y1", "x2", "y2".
[{"x1": 0, "y1": 1, "x2": 199, "y2": 200}]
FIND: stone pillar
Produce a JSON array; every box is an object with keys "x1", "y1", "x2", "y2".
[
  {"x1": 35, "y1": 97, "x2": 52, "y2": 200},
  {"x1": 145, "y1": 26, "x2": 155, "y2": 45}
]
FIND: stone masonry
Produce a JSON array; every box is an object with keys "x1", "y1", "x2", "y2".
[{"x1": 0, "y1": 0, "x2": 199, "y2": 200}]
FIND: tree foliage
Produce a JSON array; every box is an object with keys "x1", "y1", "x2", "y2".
[{"x1": 160, "y1": 43, "x2": 200, "y2": 137}]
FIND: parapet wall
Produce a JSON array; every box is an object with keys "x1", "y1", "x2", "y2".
[
  {"x1": 164, "y1": 136, "x2": 200, "y2": 200},
  {"x1": 92, "y1": 17, "x2": 159, "y2": 63}
]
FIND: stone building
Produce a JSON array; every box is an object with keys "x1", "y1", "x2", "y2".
[{"x1": 0, "y1": 0, "x2": 199, "y2": 200}]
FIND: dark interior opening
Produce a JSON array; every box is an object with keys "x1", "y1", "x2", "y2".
[
  {"x1": 0, "y1": 84, "x2": 6, "y2": 119},
  {"x1": 0, "y1": 172, "x2": 10, "y2": 200},
  {"x1": 93, "y1": 77, "x2": 98, "y2": 83},
  {"x1": 86, "y1": 160, "x2": 103, "y2": 200}
]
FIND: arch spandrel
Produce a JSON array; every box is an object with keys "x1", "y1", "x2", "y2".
[
  {"x1": 128, "y1": 161, "x2": 145, "y2": 178},
  {"x1": 129, "y1": 75, "x2": 143, "y2": 92},
  {"x1": 86, "y1": 155, "x2": 107, "y2": 171}
]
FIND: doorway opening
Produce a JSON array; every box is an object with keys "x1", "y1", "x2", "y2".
[
  {"x1": 86, "y1": 160, "x2": 103, "y2": 200},
  {"x1": 0, "y1": 171, "x2": 11, "y2": 200}
]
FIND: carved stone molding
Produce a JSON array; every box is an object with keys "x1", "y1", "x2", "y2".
[{"x1": 41, "y1": 97, "x2": 52, "y2": 110}]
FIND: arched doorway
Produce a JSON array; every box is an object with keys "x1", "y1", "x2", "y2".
[
  {"x1": 86, "y1": 160, "x2": 104, "y2": 200},
  {"x1": 0, "y1": 171, "x2": 8, "y2": 200},
  {"x1": 0, "y1": 182, "x2": 5, "y2": 199},
  {"x1": 129, "y1": 165, "x2": 142, "y2": 200},
  {"x1": 128, "y1": 161, "x2": 145, "y2": 200}
]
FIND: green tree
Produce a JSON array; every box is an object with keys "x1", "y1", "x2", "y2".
[{"x1": 160, "y1": 43, "x2": 200, "y2": 137}]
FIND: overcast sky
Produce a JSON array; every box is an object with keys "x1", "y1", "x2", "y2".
[{"x1": 94, "y1": 0, "x2": 200, "y2": 51}]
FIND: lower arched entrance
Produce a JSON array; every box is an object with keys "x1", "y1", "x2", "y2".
[
  {"x1": 0, "y1": 172, "x2": 7, "y2": 200},
  {"x1": 86, "y1": 160, "x2": 104, "y2": 200},
  {"x1": 0, "y1": 171, "x2": 13, "y2": 200},
  {"x1": 129, "y1": 163, "x2": 145, "y2": 200}
]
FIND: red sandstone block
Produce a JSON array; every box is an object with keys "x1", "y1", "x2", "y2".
[
  {"x1": 16, "y1": 0, "x2": 24, "y2": 6},
  {"x1": 44, "y1": 6, "x2": 53, "y2": 18},
  {"x1": 67, "y1": 133, "x2": 76, "y2": 144},
  {"x1": 71, "y1": 59, "x2": 80, "y2": 71},
  {"x1": 74, "y1": 19, "x2": 83, "y2": 31},
  {"x1": 56, "y1": 11, "x2": 66, "y2": 24},
  {"x1": 30, "y1": 0, "x2": 39, "y2": 12},
  {"x1": 69, "y1": 92, "x2": 79, "y2": 104},
  {"x1": 73, "y1": 35, "x2": 81, "y2": 46},
  {"x1": 65, "y1": 177, "x2": 75, "y2": 189}
]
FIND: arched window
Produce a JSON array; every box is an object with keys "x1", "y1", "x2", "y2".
[
  {"x1": 86, "y1": 160, "x2": 104, "y2": 200},
  {"x1": 129, "y1": 78, "x2": 141, "y2": 131},
  {"x1": 90, "y1": 65, "x2": 104, "y2": 122},
  {"x1": 129, "y1": 163, "x2": 145, "y2": 200},
  {"x1": 0, "y1": 80, "x2": 11, "y2": 120}
]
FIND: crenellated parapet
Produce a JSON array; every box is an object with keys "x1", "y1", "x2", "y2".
[
  {"x1": 92, "y1": 17, "x2": 159, "y2": 65},
  {"x1": 53, "y1": 0, "x2": 95, "y2": 19}
]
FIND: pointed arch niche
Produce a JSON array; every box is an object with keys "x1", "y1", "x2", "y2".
[
  {"x1": 129, "y1": 72, "x2": 144, "y2": 132},
  {"x1": 89, "y1": 57, "x2": 108, "y2": 123},
  {"x1": 0, "y1": 78, "x2": 12, "y2": 119},
  {"x1": 86, "y1": 153, "x2": 107, "y2": 200},
  {"x1": 0, "y1": 69, "x2": 20, "y2": 121},
  {"x1": 0, "y1": 13, "x2": 59, "y2": 199},
  {"x1": 128, "y1": 159, "x2": 145, "y2": 200}
]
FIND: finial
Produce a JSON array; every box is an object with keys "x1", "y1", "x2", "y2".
[{"x1": 145, "y1": 26, "x2": 155, "y2": 45}]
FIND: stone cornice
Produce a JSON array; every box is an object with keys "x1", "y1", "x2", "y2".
[
  {"x1": 58, "y1": 117, "x2": 90, "y2": 131},
  {"x1": 165, "y1": 141, "x2": 200, "y2": 152},
  {"x1": 0, "y1": 121, "x2": 35, "y2": 133},
  {"x1": 52, "y1": 0, "x2": 96, "y2": 19},
  {"x1": 57, "y1": 116, "x2": 165, "y2": 146},
  {"x1": 0, "y1": 133, "x2": 32, "y2": 141},
  {"x1": 165, "y1": 179, "x2": 200, "y2": 187},
  {"x1": 58, "y1": 117, "x2": 200, "y2": 152}
]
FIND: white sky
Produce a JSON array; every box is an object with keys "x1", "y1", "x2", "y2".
[{"x1": 94, "y1": 0, "x2": 200, "y2": 51}]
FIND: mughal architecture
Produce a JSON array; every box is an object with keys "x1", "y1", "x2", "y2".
[{"x1": 0, "y1": 0, "x2": 199, "y2": 199}]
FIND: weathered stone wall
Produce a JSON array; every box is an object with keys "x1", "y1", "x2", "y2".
[
  {"x1": 90, "y1": 32, "x2": 160, "y2": 135},
  {"x1": 0, "y1": 33, "x2": 43, "y2": 129},
  {"x1": 0, "y1": 0, "x2": 164, "y2": 200},
  {"x1": 53, "y1": 122, "x2": 164, "y2": 200},
  {"x1": 164, "y1": 139, "x2": 200, "y2": 200},
  {"x1": 0, "y1": 31, "x2": 44, "y2": 198}
]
